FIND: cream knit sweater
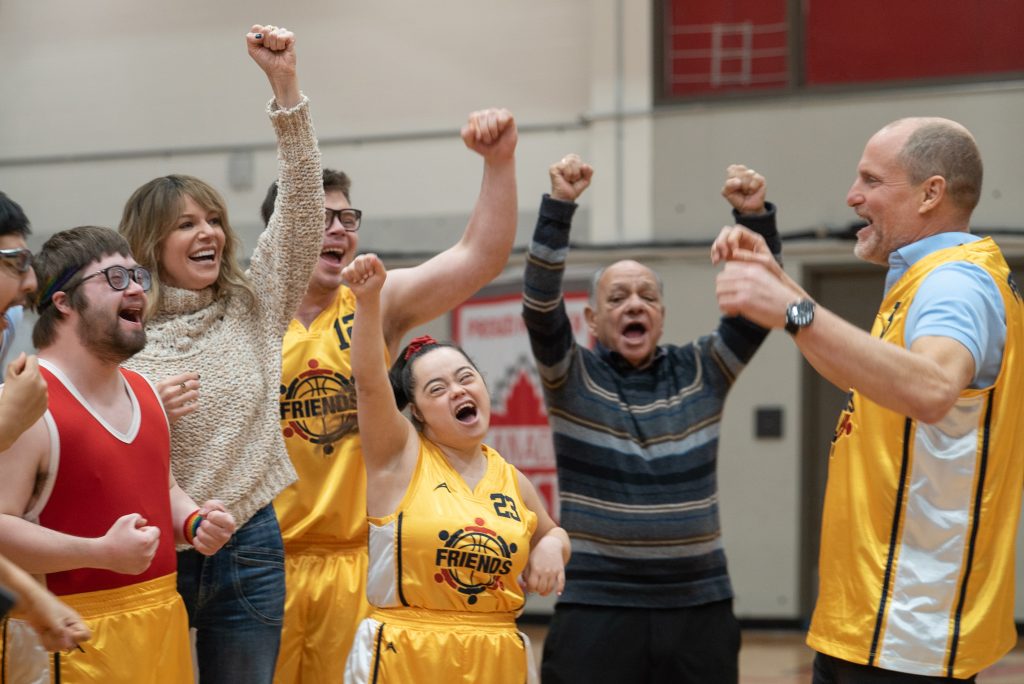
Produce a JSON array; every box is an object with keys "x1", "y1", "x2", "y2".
[{"x1": 126, "y1": 96, "x2": 324, "y2": 530}]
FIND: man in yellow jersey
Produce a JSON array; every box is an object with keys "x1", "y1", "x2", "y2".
[
  {"x1": 259, "y1": 109, "x2": 518, "y2": 683},
  {"x1": 715, "y1": 118, "x2": 1023, "y2": 682}
]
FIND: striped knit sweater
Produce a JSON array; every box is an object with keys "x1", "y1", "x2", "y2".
[{"x1": 522, "y1": 194, "x2": 780, "y2": 608}]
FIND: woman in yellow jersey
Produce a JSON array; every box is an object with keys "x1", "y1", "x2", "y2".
[{"x1": 341, "y1": 253, "x2": 570, "y2": 684}]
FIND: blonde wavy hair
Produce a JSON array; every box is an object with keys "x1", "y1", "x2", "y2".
[{"x1": 119, "y1": 174, "x2": 255, "y2": 319}]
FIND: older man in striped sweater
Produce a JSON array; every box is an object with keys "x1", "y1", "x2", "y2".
[{"x1": 522, "y1": 155, "x2": 780, "y2": 684}]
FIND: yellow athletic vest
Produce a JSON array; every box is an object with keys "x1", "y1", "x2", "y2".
[
  {"x1": 276, "y1": 286, "x2": 377, "y2": 548},
  {"x1": 807, "y1": 238, "x2": 1024, "y2": 678},
  {"x1": 366, "y1": 439, "x2": 537, "y2": 613}
]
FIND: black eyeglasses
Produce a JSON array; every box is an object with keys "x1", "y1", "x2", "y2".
[
  {"x1": 0, "y1": 248, "x2": 32, "y2": 274},
  {"x1": 76, "y1": 265, "x2": 152, "y2": 292},
  {"x1": 325, "y1": 208, "x2": 362, "y2": 232}
]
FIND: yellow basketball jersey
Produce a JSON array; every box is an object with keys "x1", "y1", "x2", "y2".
[
  {"x1": 367, "y1": 439, "x2": 537, "y2": 613},
  {"x1": 276, "y1": 286, "x2": 373, "y2": 548},
  {"x1": 808, "y1": 238, "x2": 1024, "y2": 678}
]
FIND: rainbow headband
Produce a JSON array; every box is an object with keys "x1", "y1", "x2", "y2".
[{"x1": 35, "y1": 265, "x2": 83, "y2": 312}]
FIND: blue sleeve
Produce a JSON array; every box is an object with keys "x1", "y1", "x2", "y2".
[
  {"x1": 0, "y1": 306, "x2": 22, "y2": 365},
  {"x1": 905, "y1": 263, "x2": 1005, "y2": 388}
]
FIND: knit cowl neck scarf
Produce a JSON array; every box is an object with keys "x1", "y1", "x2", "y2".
[{"x1": 146, "y1": 286, "x2": 225, "y2": 354}]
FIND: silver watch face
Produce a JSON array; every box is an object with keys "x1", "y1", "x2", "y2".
[
  {"x1": 786, "y1": 299, "x2": 815, "y2": 331},
  {"x1": 793, "y1": 300, "x2": 814, "y2": 326}
]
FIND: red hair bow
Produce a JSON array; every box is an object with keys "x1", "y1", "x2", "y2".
[{"x1": 404, "y1": 335, "x2": 438, "y2": 360}]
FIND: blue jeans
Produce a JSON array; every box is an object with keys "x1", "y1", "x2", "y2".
[{"x1": 177, "y1": 503, "x2": 285, "y2": 684}]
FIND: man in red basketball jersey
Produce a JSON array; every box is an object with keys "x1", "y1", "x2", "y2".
[{"x1": 0, "y1": 226, "x2": 237, "y2": 683}]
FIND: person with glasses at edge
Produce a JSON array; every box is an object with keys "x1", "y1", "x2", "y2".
[
  {"x1": 0, "y1": 192, "x2": 39, "y2": 380},
  {"x1": 0, "y1": 190, "x2": 52, "y2": 507},
  {"x1": 0, "y1": 193, "x2": 34, "y2": 369},
  {"x1": 0, "y1": 191, "x2": 94, "y2": 679},
  {"x1": 258, "y1": 108, "x2": 518, "y2": 684},
  {"x1": 0, "y1": 226, "x2": 236, "y2": 683},
  {"x1": 117, "y1": 25, "x2": 326, "y2": 683}
]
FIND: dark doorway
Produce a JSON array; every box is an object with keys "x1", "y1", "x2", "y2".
[{"x1": 798, "y1": 263, "x2": 885, "y2": 617}]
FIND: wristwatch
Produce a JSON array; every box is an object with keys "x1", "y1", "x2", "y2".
[{"x1": 784, "y1": 299, "x2": 815, "y2": 335}]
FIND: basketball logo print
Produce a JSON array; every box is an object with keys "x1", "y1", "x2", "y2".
[
  {"x1": 831, "y1": 392, "x2": 855, "y2": 446},
  {"x1": 434, "y1": 517, "x2": 517, "y2": 605},
  {"x1": 280, "y1": 359, "x2": 357, "y2": 455}
]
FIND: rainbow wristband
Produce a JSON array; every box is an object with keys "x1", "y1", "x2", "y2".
[{"x1": 183, "y1": 510, "x2": 204, "y2": 546}]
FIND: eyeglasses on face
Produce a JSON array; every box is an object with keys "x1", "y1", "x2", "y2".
[
  {"x1": 0, "y1": 248, "x2": 33, "y2": 274},
  {"x1": 77, "y1": 265, "x2": 152, "y2": 292},
  {"x1": 324, "y1": 208, "x2": 362, "y2": 232}
]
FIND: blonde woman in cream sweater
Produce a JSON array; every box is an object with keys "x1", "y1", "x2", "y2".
[{"x1": 118, "y1": 24, "x2": 324, "y2": 684}]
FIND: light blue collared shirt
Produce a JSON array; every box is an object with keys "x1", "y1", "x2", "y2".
[
  {"x1": 886, "y1": 232, "x2": 1005, "y2": 388},
  {"x1": 0, "y1": 305, "x2": 22, "y2": 366}
]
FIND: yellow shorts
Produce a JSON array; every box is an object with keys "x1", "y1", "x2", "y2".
[
  {"x1": 344, "y1": 607, "x2": 537, "y2": 684},
  {"x1": 51, "y1": 574, "x2": 191, "y2": 684},
  {"x1": 274, "y1": 546, "x2": 371, "y2": 684}
]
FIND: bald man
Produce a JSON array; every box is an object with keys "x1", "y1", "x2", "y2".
[
  {"x1": 717, "y1": 118, "x2": 1023, "y2": 682},
  {"x1": 523, "y1": 155, "x2": 781, "y2": 684}
]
